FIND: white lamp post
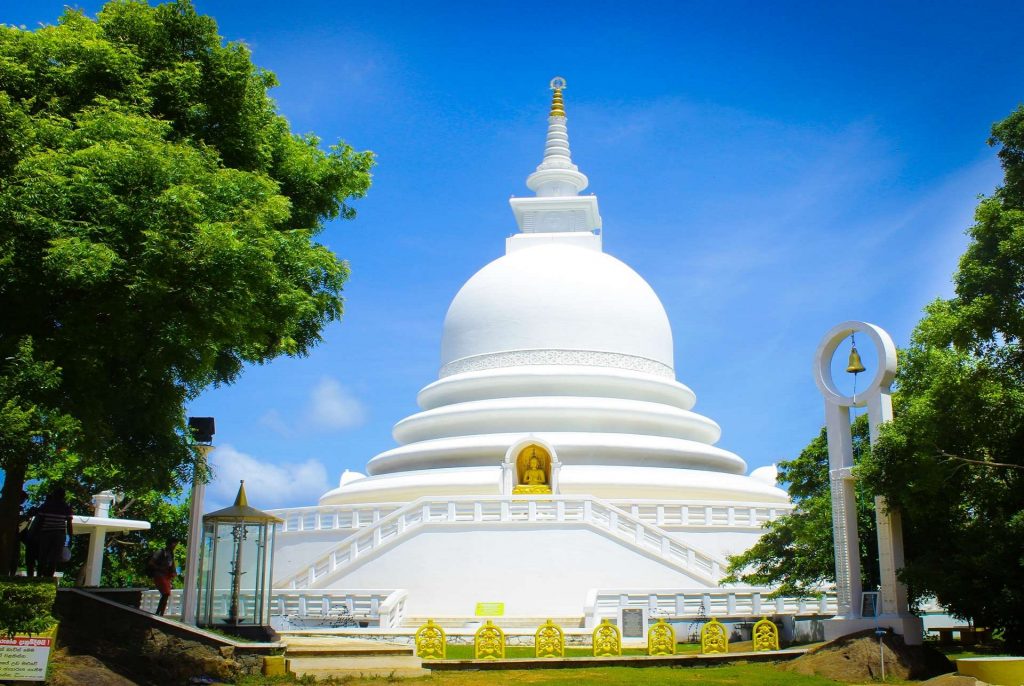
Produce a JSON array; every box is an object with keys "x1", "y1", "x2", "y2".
[{"x1": 180, "y1": 416, "x2": 215, "y2": 625}]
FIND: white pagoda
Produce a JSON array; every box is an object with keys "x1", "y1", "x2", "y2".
[{"x1": 270, "y1": 79, "x2": 792, "y2": 625}]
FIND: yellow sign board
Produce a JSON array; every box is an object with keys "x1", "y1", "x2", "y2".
[{"x1": 475, "y1": 602, "x2": 505, "y2": 617}]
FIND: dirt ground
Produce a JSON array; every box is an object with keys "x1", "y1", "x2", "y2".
[{"x1": 783, "y1": 630, "x2": 953, "y2": 682}]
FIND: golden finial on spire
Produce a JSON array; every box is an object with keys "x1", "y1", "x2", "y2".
[{"x1": 549, "y1": 76, "x2": 566, "y2": 117}]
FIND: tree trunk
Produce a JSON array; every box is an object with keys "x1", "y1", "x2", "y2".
[{"x1": 0, "y1": 458, "x2": 28, "y2": 576}]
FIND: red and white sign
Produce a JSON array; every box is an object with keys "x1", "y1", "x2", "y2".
[{"x1": 0, "y1": 636, "x2": 52, "y2": 681}]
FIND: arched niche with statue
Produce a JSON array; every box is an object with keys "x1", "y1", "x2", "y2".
[{"x1": 502, "y1": 439, "x2": 560, "y2": 495}]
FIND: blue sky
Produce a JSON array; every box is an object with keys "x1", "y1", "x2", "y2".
[{"x1": 7, "y1": 1, "x2": 1024, "y2": 511}]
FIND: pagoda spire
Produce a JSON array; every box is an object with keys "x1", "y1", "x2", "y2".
[
  {"x1": 510, "y1": 77, "x2": 601, "y2": 235},
  {"x1": 526, "y1": 77, "x2": 589, "y2": 197}
]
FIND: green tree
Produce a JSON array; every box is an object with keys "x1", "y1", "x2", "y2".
[
  {"x1": 724, "y1": 414, "x2": 880, "y2": 597},
  {"x1": 864, "y1": 105, "x2": 1024, "y2": 649},
  {"x1": 0, "y1": 0, "x2": 373, "y2": 573},
  {"x1": 26, "y1": 457, "x2": 190, "y2": 587},
  {"x1": 0, "y1": 339, "x2": 80, "y2": 575}
]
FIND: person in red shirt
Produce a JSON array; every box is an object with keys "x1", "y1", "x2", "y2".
[{"x1": 148, "y1": 539, "x2": 178, "y2": 616}]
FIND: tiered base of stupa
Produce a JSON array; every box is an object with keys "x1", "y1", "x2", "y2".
[{"x1": 269, "y1": 466, "x2": 791, "y2": 623}]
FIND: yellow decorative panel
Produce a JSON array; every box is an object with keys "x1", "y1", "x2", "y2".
[
  {"x1": 415, "y1": 619, "x2": 446, "y2": 659},
  {"x1": 474, "y1": 620, "x2": 505, "y2": 659},
  {"x1": 474, "y1": 602, "x2": 504, "y2": 617},
  {"x1": 647, "y1": 618, "x2": 676, "y2": 656},
  {"x1": 535, "y1": 619, "x2": 565, "y2": 658},
  {"x1": 752, "y1": 617, "x2": 780, "y2": 652},
  {"x1": 592, "y1": 618, "x2": 621, "y2": 657},
  {"x1": 700, "y1": 617, "x2": 728, "y2": 654},
  {"x1": 512, "y1": 484, "x2": 552, "y2": 494}
]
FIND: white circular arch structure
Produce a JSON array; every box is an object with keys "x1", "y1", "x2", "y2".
[{"x1": 813, "y1": 320, "x2": 897, "y2": 408}]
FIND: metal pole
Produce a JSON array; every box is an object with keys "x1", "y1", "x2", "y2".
[
  {"x1": 879, "y1": 633, "x2": 885, "y2": 681},
  {"x1": 180, "y1": 444, "x2": 213, "y2": 624}
]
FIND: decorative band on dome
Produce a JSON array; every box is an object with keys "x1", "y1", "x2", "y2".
[{"x1": 439, "y1": 349, "x2": 674, "y2": 379}]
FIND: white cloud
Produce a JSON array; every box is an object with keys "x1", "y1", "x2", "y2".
[
  {"x1": 258, "y1": 408, "x2": 293, "y2": 436},
  {"x1": 256, "y1": 377, "x2": 367, "y2": 437},
  {"x1": 307, "y1": 377, "x2": 367, "y2": 430},
  {"x1": 206, "y1": 444, "x2": 330, "y2": 511}
]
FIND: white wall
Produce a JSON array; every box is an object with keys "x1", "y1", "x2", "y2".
[
  {"x1": 669, "y1": 529, "x2": 763, "y2": 561},
  {"x1": 273, "y1": 530, "x2": 345, "y2": 581},
  {"x1": 328, "y1": 523, "x2": 707, "y2": 617}
]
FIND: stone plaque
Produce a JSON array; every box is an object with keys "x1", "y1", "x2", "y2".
[
  {"x1": 861, "y1": 592, "x2": 879, "y2": 618},
  {"x1": 621, "y1": 608, "x2": 644, "y2": 638}
]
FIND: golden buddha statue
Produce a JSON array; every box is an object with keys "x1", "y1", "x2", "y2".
[
  {"x1": 513, "y1": 448, "x2": 552, "y2": 495},
  {"x1": 522, "y1": 456, "x2": 546, "y2": 485}
]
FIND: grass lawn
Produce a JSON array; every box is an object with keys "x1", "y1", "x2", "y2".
[
  {"x1": 239, "y1": 662, "x2": 870, "y2": 686},
  {"x1": 438, "y1": 643, "x2": 703, "y2": 659}
]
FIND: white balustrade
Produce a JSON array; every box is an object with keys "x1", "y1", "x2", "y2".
[
  {"x1": 269, "y1": 499, "x2": 792, "y2": 535},
  {"x1": 584, "y1": 588, "x2": 839, "y2": 626},
  {"x1": 140, "y1": 588, "x2": 406, "y2": 627},
  {"x1": 378, "y1": 589, "x2": 408, "y2": 629},
  {"x1": 269, "y1": 504, "x2": 406, "y2": 534}
]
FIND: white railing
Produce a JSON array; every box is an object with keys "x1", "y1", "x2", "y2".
[
  {"x1": 269, "y1": 499, "x2": 792, "y2": 535},
  {"x1": 378, "y1": 589, "x2": 409, "y2": 629},
  {"x1": 276, "y1": 495, "x2": 729, "y2": 590},
  {"x1": 269, "y1": 504, "x2": 404, "y2": 534},
  {"x1": 140, "y1": 588, "x2": 405, "y2": 627},
  {"x1": 583, "y1": 588, "x2": 839, "y2": 627},
  {"x1": 609, "y1": 501, "x2": 791, "y2": 529},
  {"x1": 141, "y1": 589, "x2": 184, "y2": 616}
]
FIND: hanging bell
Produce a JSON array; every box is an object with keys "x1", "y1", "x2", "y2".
[{"x1": 846, "y1": 346, "x2": 866, "y2": 374}]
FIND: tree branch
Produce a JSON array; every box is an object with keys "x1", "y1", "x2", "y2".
[{"x1": 940, "y1": 451, "x2": 1024, "y2": 470}]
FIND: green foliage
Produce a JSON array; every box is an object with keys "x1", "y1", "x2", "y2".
[
  {"x1": 724, "y1": 415, "x2": 879, "y2": 596},
  {"x1": 37, "y1": 482, "x2": 190, "y2": 587},
  {"x1": 93, "y1": 491, "x2": 189, "y2": 588},
  {"x1": 0, "y1": 0, "x2": 373, "y2": 569},
  {"x1": 862, "y1": 105, "x2": 1024, "y2": 649},
  {"x1": 236, "y1": 664, "x2": 846, "y2": 686},
  {"x1": 0, "y1": 339, "x2": 80, "y2": 575},
  {"x1": 0, "y1": 577, "x2": 57, "y2": 637},
  {"x1": 0, "y1": 339, "x2": 80, "y2": 469}
]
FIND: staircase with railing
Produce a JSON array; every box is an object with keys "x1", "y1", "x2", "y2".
[{"x1": 275, "y1": 495, "x2": 731, "y2": 591}]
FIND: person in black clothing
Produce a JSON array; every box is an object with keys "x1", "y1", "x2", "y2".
[
  {"x1": 12, "y1": 491, "x2": 41, "y2": 576},
  {"x1": 35, "y1": 486, "x2": 73, "y2": 577}
]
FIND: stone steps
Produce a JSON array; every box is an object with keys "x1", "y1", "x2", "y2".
[
  {"x1": 286, "y1": 655, "x2": 429, "y2": 679},
  {"x1": 285, "y1": 644, "x2": 413, "y2": 657},
  {"x1": 281, "y1": 636, "x2": 428, "y2": 680}
]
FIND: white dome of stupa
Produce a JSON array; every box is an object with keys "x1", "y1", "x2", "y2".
[
  {"x1": 318, "y1": 77, "x2": 788, "y2": 507},
  {"x1": 440, "y1": 242, "x2": 674, "y2": 378}
]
